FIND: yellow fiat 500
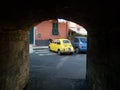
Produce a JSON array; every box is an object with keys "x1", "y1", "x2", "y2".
[{"x1": 49, "y1": 38, "x2": 74, "y2": 55}]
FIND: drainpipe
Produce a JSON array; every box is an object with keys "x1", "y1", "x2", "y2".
[
  {"x1": 33, "y1": 27, "x2": 36, "y2": 46},
  {"x1": 66, "y1": 21, "x2": 68, "y2": 38}
]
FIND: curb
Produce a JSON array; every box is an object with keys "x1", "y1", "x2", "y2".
[{"x1": 33, "y1": 46, "x2": 49, "y2": 50}]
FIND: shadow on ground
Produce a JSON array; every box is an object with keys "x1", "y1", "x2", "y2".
[{"x1": 24, "y1": 78, "x2": 89, "y2": 90}]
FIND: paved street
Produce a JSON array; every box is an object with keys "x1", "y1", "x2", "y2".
[
  {"x1": 25, "y1": 48, "x2": 89, "y2": 90},
  {"x1": 33, "y1": 48, "x2": 56, "y2": 56}
]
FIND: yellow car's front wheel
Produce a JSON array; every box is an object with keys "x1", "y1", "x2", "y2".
[{"x1": 57, "y1": 49, "x2": 61, "y2": 55}]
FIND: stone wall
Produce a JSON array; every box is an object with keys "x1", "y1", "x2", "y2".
[
  {"x1": 87, "y1": 29, "x2": 120, "y2": 90},
  {"x1": 0, "y1": 30, "x2": 29, "y2": 90}
]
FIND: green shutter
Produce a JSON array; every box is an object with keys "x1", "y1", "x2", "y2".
[
  {"x1": 52, "y1": 23, "x2": 59, "y2": 35},
  {"x1": 29, "y1": 27, "x2": 34, "y2": 44}
]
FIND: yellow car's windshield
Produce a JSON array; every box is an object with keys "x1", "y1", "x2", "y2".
[{"x1": 62, "y1": 40, "x2": 70, "y2": 44}]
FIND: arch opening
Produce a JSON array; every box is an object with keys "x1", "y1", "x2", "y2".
[{"x1": 27, "y1": 18, "x2": 88, "y2": 90}]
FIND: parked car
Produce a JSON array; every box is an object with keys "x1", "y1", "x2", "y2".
[
  {"x1": 71, "y1": 36, "x2": 87, "y2": 53},
  {"x1": 49, "y1": 38, "x2": 74, "y2": 55}
]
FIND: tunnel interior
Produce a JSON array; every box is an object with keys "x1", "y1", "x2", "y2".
[{"x1": 0, "y1": 1, "x2": 120, "y2": 90}]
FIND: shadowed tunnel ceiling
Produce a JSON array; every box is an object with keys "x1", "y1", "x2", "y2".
[{"x1": 0, "y1": 1, "x2": 119, "y2": 31}]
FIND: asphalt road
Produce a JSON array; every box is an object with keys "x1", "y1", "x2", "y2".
[{"x1": 24, "y1": 49, "x2": 89, "y2": 90}]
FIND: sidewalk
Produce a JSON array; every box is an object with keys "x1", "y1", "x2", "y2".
[
  {"x1": 29, "y1": 44, "x2": 49, "y2": 54},
  {"x1": 32, "y1": 46, "x2": 49, "y2": 50}
]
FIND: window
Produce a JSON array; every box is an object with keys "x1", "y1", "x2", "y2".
[
  {"x1": 80, "y1": 38, "x2": 87, "y2": 43},
  {"x1": 52, "y1": 22, "x2": 59, "y2": 35},
  {"x1": 56, "y1": 40, "x2": 61, "y2": 44},
  {"x1": 63, "y1": 40, "x2": 70, "y2": 44},
  {"x1": 74, "y1": 38, "x2": 79, "y2": 42}
]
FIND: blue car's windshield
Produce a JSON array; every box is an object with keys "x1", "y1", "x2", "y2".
[{"x1": 80, "y1": 38, "x2": 87, "y2": 43}]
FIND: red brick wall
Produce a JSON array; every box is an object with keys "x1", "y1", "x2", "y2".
[{"x1": 35, "y1": 20, "x2": 68, "y2": 41}]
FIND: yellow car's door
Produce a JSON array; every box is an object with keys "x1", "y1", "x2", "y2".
[
  {"x1": 49, "y1": 42, "x2": 54, "y2": 51},
  {"x1": 54, "y1": 40, "x2": 59, "y2": 52}
]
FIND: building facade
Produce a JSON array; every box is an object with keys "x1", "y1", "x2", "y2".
[
  {"x1": 34, "y1": 19, "x2": 68, "y2": 46},
  {"x1": 33, "y1": 19, "x2": 87, "y2": 46}
]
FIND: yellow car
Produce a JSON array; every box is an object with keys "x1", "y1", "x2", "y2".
[{"x1": 49, "y1": 38, "x2": 74, "y2": 55}]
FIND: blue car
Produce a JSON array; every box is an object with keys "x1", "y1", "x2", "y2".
[{"x1": 71, "y1": 36, "x2": 87, "y2": 53}]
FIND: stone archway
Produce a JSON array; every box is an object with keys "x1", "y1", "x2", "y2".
[{"x1": 0, "y1": 1, "x2": 120, "y2": 90}]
